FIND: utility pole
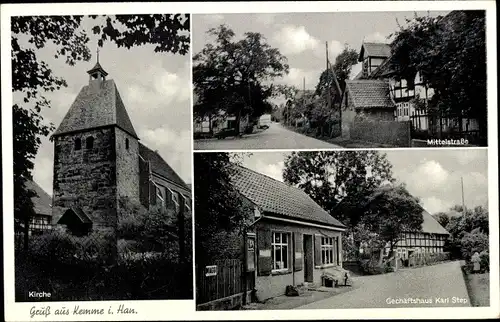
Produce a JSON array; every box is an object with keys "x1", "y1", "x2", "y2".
[
  {"x1": 326, "y1": 41, "x2": 331, "y2": 109},
  {"x1": 461, "y1": 176, "x2": 466, "y2": 214}
]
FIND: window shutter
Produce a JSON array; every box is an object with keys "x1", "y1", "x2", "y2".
[
  {"x1": 257, "y1": 228, "x2": 272, "y2": 276},
  {"x1": 294, "y1": 232, "x2": 303, "y2": 271},
  {"x1": 314, "y1": 235, "x2": 322, "y2": 266}
]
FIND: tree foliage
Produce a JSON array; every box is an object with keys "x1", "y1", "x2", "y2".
[
  {"x1": 443, "y1": 205, "x2": 489, "y2": 261},
  {"x1": 315, "y1": 46, "x2": 358, "y2": 96},
  {"x1": 12, "y1": 14, "x2": 190, "y2": 237},
  {"x1": 356, "y1": 184, "x2": 424, "y2": 256},
  {"x1": 283, "y1": 151, "x2": 395, "y2": 226},
  {"x1": 433, "y1": 212, "x2": 450, "y2": 229},
  {"x1": 388, "y1": 11, "x2": 486, "y2": 136},
  {"x1": 193, "y1": 25, "x2": 289, "y2": 125},
  {"x1": 193, "y1": 152, "x2": 253, "y2": 263}
]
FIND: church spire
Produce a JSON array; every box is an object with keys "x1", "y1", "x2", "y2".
[{"x1": 87, "y1": 47, "x2": 108, "y2": 89}]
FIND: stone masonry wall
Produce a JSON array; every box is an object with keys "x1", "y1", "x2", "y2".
[
  {"x1": 52, "y1": 127, "x2": 117, "y2": 228},
  {"x1": 115, "y1": 128, "x2": 140, "y2": 208}
]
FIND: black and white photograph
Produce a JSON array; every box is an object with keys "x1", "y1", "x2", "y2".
[
  {"x1": 192, "y1": 11, "x2": 487, "y2": 150},
  {"x1": 1, "y1": 1, "x2": 498, "y2": 322},
  {"x1": 194, "y1": 149, "x2": 490, "y2": 310},
  {"x1": 11, "y1": 14, "x2": 193, "y2": 301}
]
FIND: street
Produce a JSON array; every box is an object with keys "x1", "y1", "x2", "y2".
[
  {"x1": 193, "y1": 122, "x2": 341, "y2": 150},
  {"x1": 296, "y1": 261, "x2": 471, "y2": 309}
]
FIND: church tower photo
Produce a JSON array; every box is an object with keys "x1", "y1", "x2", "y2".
[
  {"x1": 51, "y1": 57, "x2": 191, "y2": 236},
  {"x1": 51, "y1": 58, "x2": 140, "y2": 235}
]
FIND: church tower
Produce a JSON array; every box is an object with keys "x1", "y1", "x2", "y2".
[{"x1": 51, "y1": 55, "x2": 140, "y2": 235}]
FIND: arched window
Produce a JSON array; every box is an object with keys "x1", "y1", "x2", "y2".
[
  {"x1": 75, "y1": 138, "x2": 81, "y2": 150},
  {"x1": 125, "y1": 138, "x2": 129, "y2": 150},
  {"x1": 86, "y1": 136, "x2": 94, "y2": 149}
]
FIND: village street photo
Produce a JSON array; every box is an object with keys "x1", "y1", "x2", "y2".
[
  {"x1": 12, "y1": 14, "x2": 193, "y2": 301},
  {"x1": 192, "y1": 11, "x2": 486, "y2": 150},
  {"x1": 194, "y1": 150, "x2": 489, "y2": 310}
]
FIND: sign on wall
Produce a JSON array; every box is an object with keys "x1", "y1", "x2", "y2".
[{"x1": 205, "y1": 265, "x2": 217, "y2": 277}]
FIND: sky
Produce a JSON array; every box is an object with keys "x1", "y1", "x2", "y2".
[
  {"x1": 241, "y1": 149, "x2": 489, "y2": 215},
  {"x1": 13, "y1": 15, "x2": 192, "y2": 195},
  {"x1": 193, "y1": 11, "x2": 449, "y2": 98}
]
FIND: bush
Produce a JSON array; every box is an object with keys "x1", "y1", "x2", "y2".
[
  {"x1": 360, "y1": 259, "x2": 385, "y2": 275},
  {"x1": 460, "y1": 229, "x2": 488, "y2": 261},
  {"x1": 479, "y1": 251, "x2": 489, "y2": 272}
]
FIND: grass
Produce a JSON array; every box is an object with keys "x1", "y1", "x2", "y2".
[
  {"x1": 283, "y1": 124, "x2": 397, "y2": 148},
  {"x1": 464, "y1": 272, "x2": 490, "y2": 307}
]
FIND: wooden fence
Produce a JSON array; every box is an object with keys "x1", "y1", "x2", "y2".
[{"x1": 196, "y1": 259, "x2": 248, "y2": 305}]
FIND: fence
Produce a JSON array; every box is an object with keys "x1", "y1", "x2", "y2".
[
  {"x1": 410, "y1": 113, "x2": 483, "y2": 145},
  {"x1": 350, "y1": 119, "x2": 411, "y2": 147},
  {"x1": 196, "y1": 259, "x2": 251, "y2": 305}
]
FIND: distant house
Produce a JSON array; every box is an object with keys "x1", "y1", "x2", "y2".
[
  {"x1": 230, "y1": 166, "x2": 347, "y2": 301},
  {"x1": 193, "y1": 92, "x2": 251, "y2": 136},
  {"x1": 15, "y1": 180, "x2": 53, "y2": 236},
  {"x1": 357, "y1": 42, "x2": 392, "y2": 79},
  {"x1": 349, "y1": 186, "x2": 450, "y2": 261},
  {"x1": 340, "y1": 79, "x2": 396, "y2": 138}
]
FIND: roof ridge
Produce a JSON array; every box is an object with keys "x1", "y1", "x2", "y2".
[{"x1": 235, "y1": 164, "x2": 324, "y2": 209}]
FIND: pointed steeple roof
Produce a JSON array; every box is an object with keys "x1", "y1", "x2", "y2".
[
  {"x1": 87, "y1": 61, "x2": 108, "y2": 77},
  {"x1": 53, "y1": 61, "x2": 138, "y2": 139}
]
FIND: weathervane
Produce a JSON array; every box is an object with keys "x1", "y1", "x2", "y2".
[{"x1": 96, "y1": 47, "x2": 100, "y2": 63}]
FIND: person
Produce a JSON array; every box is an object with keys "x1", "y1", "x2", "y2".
[{"x1": 471, "y1": 252, "x2": 481, "y2": 273}]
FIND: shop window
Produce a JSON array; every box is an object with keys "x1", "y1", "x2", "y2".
[
  {"x1": 321, "y1": 237, "x2": 334, "y2": 265},
  {"x1": 272, "y1": 232, "x2": 289, "y2": 271}
]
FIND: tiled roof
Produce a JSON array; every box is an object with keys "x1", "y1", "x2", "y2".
[
  {"x1": 345, "y1": 80, "x2": 395, "y2": 109},
  {"x1": 420, "y1": 207, "x2": 450, "y2": 235},
  {"x1": 230, "y1": 166, "x2": 346, "y2": 228},
  {"x1": 53, "y1": 79, "x2": 138, "y2": 139},
  {"x1": 359, "y1": 42, "x2": 391, "y2": 61},
  {"x1": 25, "y1": 180, "x2": 52, "y2": 216},
  {"x1": 139, "y1": 143, "x2": 188, "y2": 190}
]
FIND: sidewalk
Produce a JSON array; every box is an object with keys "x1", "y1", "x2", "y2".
[{"x1": 241, "y1": 284, "x2": 357, "y2": 310}]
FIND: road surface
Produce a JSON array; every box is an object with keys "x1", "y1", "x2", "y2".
[
  {"x1": 193, "y1": 122, "x2": 341, "y2": 150},
  {"x1": 296, "y1": 261, "x2": 471, "y2": 309}
]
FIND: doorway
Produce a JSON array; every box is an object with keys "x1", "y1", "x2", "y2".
[{"x1": 303, "y1": 234, "x2": 313, "y2": 283}]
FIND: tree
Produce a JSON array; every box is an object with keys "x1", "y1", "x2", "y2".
[
  {"x1": 315, "y1": 46, "x2": 358, "y2": 96},
  {"x1": 283, "y1": 151, "x2": 395, "y2": 226},
  {"x1": 12, "y1": 14, "x2": 190, "y2": 247},
  {"x1": 433, "y1": 212, "x2": 450, "y2": 229},
  {"x1": 193, "y1": 153, "x2": 253, "y2": 263},
  {"x1": 445, "y1": 205, "x2": 489, "y2": 260},
  {"x1": 389, "y1": 11, "x2": 486, "y2": 142},
  {"x1": 460, "y1": 228, "x2": 489, "y2": 261},
  {"x1": 357, "y1": 184, "x2": 424, "y2": 258},
  {"x1": 193, "y1": 25, "x2": 289, "y2": 132}
]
